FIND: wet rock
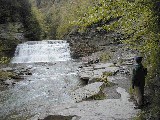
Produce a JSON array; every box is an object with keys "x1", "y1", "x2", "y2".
[
  {"x1": 92, "y1": 69, "x2": 105, "y2": 78},
  {"x1": 81, "y1": 66, "x2": 94, "y2": 71},
  {"x1": 122, "y1": 61, "x2": 133, "y2": 65},
  {"x1": 0, "y1": 67, "x2": 14, "y2": 72},
  {"x1": 78, "y1": 66, "x2": 94, "y2": 84},
  {"x1": 79, "y1": 71, "x2": 93, "y2": 79},
  {"x1": 15, "y1": 69, "x2": 32, "y2": 76},
  {"x1": 39, "y1": 115, "x2": 79, "y2": 120},
  {"x1": 81, "y1": 56, "x2": 100, "y2": 65},
  {"x1": 11, "y1": 74, "x2": 24, "y2": 79},
  {"x1": 119, "y1": 66, "x2": 130, "y2": 74},
  {"x1": 4, "y1": 79, "x2": 14, "y2": 86},
  {"x1": 104, "y1": 67, "x2": 119, "y2": 74},
  {"x1": 70, "y1": 82, "x2": 105, "y2": 102},
  {"x1": 37, "y1": 87, "x2": 139, "y2": 120},
  {"x1": 0, "y1": 78, "x2": 5, "y2": 82},
  {"x1": 122, "y1": 54, "x2": 135, "y2": 61},
  {"x1": 93, "y1": 63, "x2": 114, "y2": 70},
  {"x1": 25, "y1": 72, "x2": 32, "y2": 75},
  {"x1": 92, "y1": 66, "x2": 119, "y2": 78},
  {"x1": 78, "y1": 66, "x2": 83, "y2": 68},
  {"x1": 79, "y1": 64, "x2": 119, "y2": 84},
  {"x1": 88, "y1": 77, "x2": 100, "y2": 84},
  {"x1": 103, "y1": 86, "x2": 121, "y2": 99},
  {"x1": 12, "y1": 82, "x2": 16, "y2": 85}
]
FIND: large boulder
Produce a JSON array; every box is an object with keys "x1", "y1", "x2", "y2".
[
  {"x1": 70, "y1": 82, "x2": 105, "y2": 102},
  {"x1": 39, "y1": 115, "x2": 78, "y2": 120}
]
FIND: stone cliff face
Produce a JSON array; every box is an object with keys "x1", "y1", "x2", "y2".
[
  {"x1": 65, "y1": 21, "x2": 123, "y2": 59},
  {"x1": 0, "y1": 0, "x2": 44, "y2": 59},
  {"x1": 0, "y1": 22, "x2": 25, "y2": 57}
]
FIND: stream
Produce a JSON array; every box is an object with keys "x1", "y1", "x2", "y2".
[
  {"x1": 0, "y1": 40, "x2": 82, "y2": 120},
  {"x1": 0, "y1": 40, "x2": 139, "y2": 120}
]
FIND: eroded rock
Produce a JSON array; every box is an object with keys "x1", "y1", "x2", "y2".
[
  {"x1": 93, "y1": 63, "x2": 114, "y2": 69},
  {"x1": 70, "y1": 82, "x2": 105, "y2": 102},
  {"x1": 39, "y1": 115, "x2": 79, "y2": 120}
]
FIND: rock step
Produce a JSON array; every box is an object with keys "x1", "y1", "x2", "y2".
[
  {"x1": 93, "y1": 63, "x2": 114, "y2": 69},
  {"x1": 79, "y1": 63, "x2": 119, "y2": 84},
  {"x1": 70, "y1": 82, "x2": 105, "y2": 102}
]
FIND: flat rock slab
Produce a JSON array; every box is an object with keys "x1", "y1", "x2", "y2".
[
  {"x1": 92, "y1": 69, "x2": 106, "y2": 78},
  {"x1": 79, "y1": 71, "x2": 93, "y2": 80},
  {"x1": 122, "y1": 54, "x2": 135, "y2": 61},
  {"x1": 81, "y1": 67, "x2": 94, "y2": 71},
  {"x1": 70, "y1": 82, "x2": 105, "y2": 102},
  {"x1": 39, "y1": 115, "x2": 79, "y2": 120},
  {"x1": 79, "y1": 66, "x2": 119, "y2": 84},
  {"x1": 88, "y1": 67, "x2": 119, "y2": 83},
  {"x1": 35, "y1": 88, "x2": 139, "y2": 120},
  {"x1": 93, "y1": 63, "x2": 114, "y2": 69},
  {"x1": 104, "y1": 67, "x2": 119, "y2": 73}
]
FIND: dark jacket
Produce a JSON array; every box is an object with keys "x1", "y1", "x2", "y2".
[{"x1": 132, "y1": 63, "x2": 146, "y2": 87}]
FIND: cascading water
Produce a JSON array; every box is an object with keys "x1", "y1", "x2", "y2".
[
  {"x1": 11, "y1": 40, "x2": 71, "y2": 63},
  {"x1": 0, "y1": 40, "x2": 82, "y2": 120}
]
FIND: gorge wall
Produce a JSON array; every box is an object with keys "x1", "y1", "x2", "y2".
[{"x1": 0, "y1": 0, "x2": 46, "y2": 61}]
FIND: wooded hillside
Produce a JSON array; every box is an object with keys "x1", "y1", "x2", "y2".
[
  {"x1": 32, "y1": 0, "x2": 160, "y2": 118},
  {"x1": 0, "y1": 0, "x2": 159, "y2": 118}
]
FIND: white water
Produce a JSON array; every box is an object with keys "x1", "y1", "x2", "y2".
[{"x1": 11, "y1": 40, "x2": 71, "y2": 63}]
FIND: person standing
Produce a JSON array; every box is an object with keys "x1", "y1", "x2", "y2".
[{"x1": 132, "y1": 56, "x2": 147, "y2": 109}]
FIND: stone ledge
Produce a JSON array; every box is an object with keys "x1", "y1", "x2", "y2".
[{"x1": 70, "y1": 82, "x2": 105, "y2": 102}]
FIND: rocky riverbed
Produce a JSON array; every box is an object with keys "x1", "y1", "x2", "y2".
[
  {"x1": 32, "y1": 44, "x2": 140, "y2": 120},
  {"x1": 0, "y1": 41, "x2": 140, "y2": 120}
]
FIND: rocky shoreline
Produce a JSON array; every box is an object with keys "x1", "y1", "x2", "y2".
[
  {"x1": 0, "y1": 42, "x2": 140, "y2": 120},
  {"x1": 32, "y1": 43, "x2": 140, "y2": 120},
  {"x1": 0, "y1": 64, "x2": 33, "y2": 91}
]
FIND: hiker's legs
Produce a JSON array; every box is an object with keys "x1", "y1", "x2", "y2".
[{"x1": 135, "y1": 86, "x2": 143, "y2": 106}]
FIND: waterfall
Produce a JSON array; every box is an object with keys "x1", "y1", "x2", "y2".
[{"x1": 11, "y1": 40, "x2": 71, "y2": 63}]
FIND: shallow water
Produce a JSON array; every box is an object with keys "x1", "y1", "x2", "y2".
[
  {"x1": 0, "y1": 62, "x2": 82, "y2": 120},
  {"x1": 0, "y1": 40, "x2": 82, "y2": 120}
]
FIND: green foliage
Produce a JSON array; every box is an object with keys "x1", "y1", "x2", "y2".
[
  {"x1": 0, "y1": 57, "x2": 10, "y2": 64},
  {"x1": 56, "y1": 0, "x2": 95, "y2": 38},
  {"x1": 100, "y1": 52, "x2": 111, "y2": 62},
  {"x1": 0, "y1": 0, "x2": 21, "y2": 24},
  {"x1": 30, "y1": 6, "x2": 48, "y2": 39},
  {"x1": 0, "y1": 0, "x2": 46, "y2": 40},
  {"x1": 0, "y1": 70, "x2": 14, "y2": 80},
  {"x1": 90, "y1": 91, "x2": 106, "y2": 100},
  {"x1": 97, "y1": 72, "x2": 113, "y2": 84},
  {"x1": 0, "y1": 0, "x2": 48, "y2": 61},
  {"x1": 64, "y1": 0, "x2": 160, "y2": 117},
  {"x1": 33, "y1": 0, "x2": 96, "y2": 38},
  {"x1": 133, "y1": 112, "x2": 145, "y2": 120}
]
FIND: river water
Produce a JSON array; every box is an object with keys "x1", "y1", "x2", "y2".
[{"x1": 0, "y1": 40, "x2": 82, "y2": 120}]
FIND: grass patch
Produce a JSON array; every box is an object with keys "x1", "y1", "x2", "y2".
[
  {"x1": 133, "y1": 112, "x2": 145, "y2": 120},
  {"x1": 99, "y1": 52, "x2": 112, "y2": 63},
  {"x1": 0, "y1": 70, "x2": 15, "y2": 80},
  {"x1": 95, "y1": 72, "x2": 114, "y2": 87},
  {"x1": 90, "y1": 92, "x2": 106, "y2": 100},
  {"x1": 0, "y1": 57, "x2": 11, "y2": 64},
  {"x1": 100, "y1": 72, "x2": 113, "y2": 83}
]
